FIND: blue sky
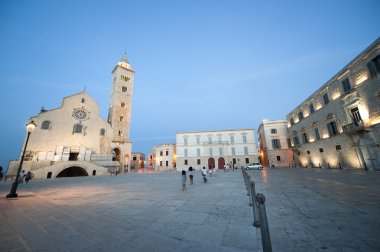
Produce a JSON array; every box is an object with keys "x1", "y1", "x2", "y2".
[{"x1": 0, "y1": 0, "x2": 379, "y2": 171}]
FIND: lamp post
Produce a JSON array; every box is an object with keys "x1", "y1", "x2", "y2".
[{"x1": 6, "y1": 120, "x2": 36, "y2": 198}]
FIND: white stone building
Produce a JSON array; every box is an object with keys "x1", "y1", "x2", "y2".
[
  {"x1": 258, "y1": 120, "x2": 294, "y2": 168},
  {"x1": 130, "y1": 152, "x2": 145, "y2": 170},
  {"x1": 176, "y1": 129, "x2": 258, "y2": 171},
  {"x1": 7, "y1": 54, "x2": 135, "y2": 179},
  {"x1": 287, "y1": 38, "x2": 380, "y2": 170},
  {"x1": 153, "y1": 144, "x2": 176, "y2": 171}
]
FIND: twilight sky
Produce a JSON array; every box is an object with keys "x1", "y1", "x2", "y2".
[{"x1": 0, "y1": 0, "x2": 379, "y2": 170}]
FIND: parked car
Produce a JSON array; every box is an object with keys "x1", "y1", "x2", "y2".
[{"x1": 245, "y1": 163, "x2": 263, "y2": 170}]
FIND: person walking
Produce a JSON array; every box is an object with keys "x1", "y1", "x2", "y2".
[
  {"x1": 181, "y1": 170, "x2": 187, "y2": 191},
  {"x1": 18, "y1": 170, "x2": 25, "y2": 184},
  {"x1": 25, "y1": 171, "x2": 33, "y2": 183},
  {"x1": 188, "y1": 167, "x2": 194, "y2": 185},
  {"x1": 202, "y1": 167, "x2": 208, "y2": 183}
]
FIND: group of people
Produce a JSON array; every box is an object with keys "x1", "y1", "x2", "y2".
[
  {"x1": 181, "y1": 166, "x2": 218, "y2": 191},
  {"x1": 18, "y1": 170, "x2": 34, "y2": 183}
]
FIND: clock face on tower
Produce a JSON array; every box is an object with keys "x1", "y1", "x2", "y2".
[{"x1": 72, "y1": 108, "x2": 88, "y2": 120}]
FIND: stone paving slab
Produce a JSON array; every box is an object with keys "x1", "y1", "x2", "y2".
[
  {"x1": 1, "y1": 168, "x2": 379, "y2": 251},
  {"x1": 0, "y1": 171, "x2": 260, "y2": 252},
  {"x1": 248, "y1": 167, "x2": 380, "y2": 252}
]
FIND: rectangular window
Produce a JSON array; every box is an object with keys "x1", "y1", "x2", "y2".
[
  {"x1": 290, "y1": 118, "x2": 294, "y2": 126},
  {"x1": 350, "y1": 107, "x2": 362, "y2": 125},
  {"x1": 230, "y1": 136, "x2": 234, "y2": 144},
  {"x1": 196, "y1": 137, "x2": 200, "y2": 145},
  {"x1": 133, "y1": 156, "x2": 137, "y2": 161},
  {"x1": 244, "y1": 146, "x2": 248, "y2": 155},
  {"x1": 243, "y1": 135, "x2": 247, "y2": 143},
  {"x1": 184, "y1": 149, "x2": 188, "y2": 157},
  {"x1": 271, "y1": 139, "x2": 281, "y2": 149},
  {"x1": 367, "y1": 55, "x2": 380, "y2": 78},
  {"x1": 120, "y1": 116, "x2": 124, "y2": 122},
  {"x1": 166, "y1": 161, "x2": 168, "y2": 166},
  {"x1": 293, "y1": 136, "x2": 300, "y2": 145},
  {"x1": 209, "y1": 148, "x2": 213, "y2": 156},
  {"x1": 231, "y1": 147, "x2": 236, "y2": 155},
  {"x1": 276, "y1": 156, "x2": 281, "y2": 161},
  {"x1": 314, "y1": 128, "x2": 321, "y2": 140},
  {"x1": 287, "y1": 138, "x2": 292, "y2": 148},
  {"x1": 197, "y1": 148, "x2": 200, "y2": 157},
  {"x1": 160, "y1": 161, "x2": 162, "y2": 166},
  {"x1": 208, "y1": 136, "x2": 212, "y2": 144},
  {"x1": 271, "y1": 129, "x2": 277, "y2": 134},
  {"x1": 160, "y1": 151, "x2": 163, "y2": 156},
  {"x1": 219, "y1": 148, "x2": 223, "y2": 155},
  {"x1": 166, "y1": 151, "x2": 169, "y2": 156},
  {"x1": 309, "y1": 104, "x2": 314, "y2": 114},
  {"x1": 302, "y1": 133, "x2": 308, "y2": 144},
  {"x1": 323, "y1": 93, "x2": 329, "y2": 105},
  {"x1": 233, "y1": 158, "x2": 236, "y2": 165},
  {"x1": 197, "y1": 159, "x2": 201, "y2": 165},
  {"x1": 245, "y1": 158, "x2": 249, "y2": 164},
  {"x1": 298, "y1": 111, "x2": 304, "y2": 120},
  {"x1": 319, "y1": 148, "x2": 324, "y2": 153},
  {"x1": 342, "y1": 78, "x2": 351, "y2": 93},
  {"x1": 327, "y1": 121, "x2": 338, "y2": 137},
  {"x1": 218, "y1": 136, "x2": 222, "y2": 144},
  {"x1": 122, "y1": 86, "x2": 128, "y2": 92},
  {"x1": 336, "y1": 145, "x2": 342, "y2": 150},
  {"x1": 184, "y1": 160, "x2": 188, "y2": 165},
  {"x1": 121, "y1": 102, "x2": 125, "y2": 107},
  {"x1": 118, "y1": 130, "x2": 123, "y2": 136},
  {"x1": 184, "y1": 138, "x2": 188, "y2": 146},
  {"x1": 307, "y1": 150, "x2": 310, "y2": 154}
]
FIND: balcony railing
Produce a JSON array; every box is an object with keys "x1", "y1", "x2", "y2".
[{"x1": 342, "y1": 121, "x2": 365, "y2": 134}]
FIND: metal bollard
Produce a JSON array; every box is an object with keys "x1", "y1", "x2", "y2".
[
  {"x1": 250, "y1": 181, "x2": 260, "y2": 227},
  {"x1": 245, "y1": 174, "x2": 250, "y2": 196},
  {"x1": 256, "y1": 193, "x2": 272, "y2": 252}
]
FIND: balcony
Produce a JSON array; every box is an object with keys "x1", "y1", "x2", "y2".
[{"x1": 342, "y1": 121, "x2": 365, "y2": 134}]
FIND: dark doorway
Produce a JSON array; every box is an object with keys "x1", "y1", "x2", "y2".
[
  {"x1": 218, "y1": 157, "x2": 225, "y2": 169},
  {"x1": 208, "y1": 158, "x2": 215, "y2": 169},
  {"x1": 112, "y1": 148, "x2": 121, "y2": 161},
  {"x1": 47, "y1": 172, "x2": 52, "y2": 179},
  {"x1": 56, "y1": 166, "x2": 88, "y2": 177},
  {"x1": 69, "y1": 153, "x2": 79, "y2": 161},
  {"x1": 92, "y1": 170, "x2": 96, "y2": 176}
]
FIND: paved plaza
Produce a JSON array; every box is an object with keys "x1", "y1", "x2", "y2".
[{"x1": 0, "y1": 168, "x2": 379, "y2": 252}]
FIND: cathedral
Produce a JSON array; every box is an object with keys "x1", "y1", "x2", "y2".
[{"x1": 7, "y1": 54, "x2": 134, "y2": 179}]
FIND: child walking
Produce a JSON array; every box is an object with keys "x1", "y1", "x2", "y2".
[{"x1": 182, "y1": 170, "x2": 187, "y2": 191}]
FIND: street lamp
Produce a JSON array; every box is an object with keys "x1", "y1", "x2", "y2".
[{"x1": 6, "y1": 120, "x2": 36, "y2": 198}]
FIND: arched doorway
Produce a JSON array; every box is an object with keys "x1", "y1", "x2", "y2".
[
  {"x1": 56, "y1": 166, "x2": 88, "y2": 177},
  {"x1": 208, "y1": 158, "x2": 215, "y2": 169},
  {"x1": 112, "y1": 148, "x2": 121, "y2": 161},
  {"x1": 218, "y1": 157, "x2": 225, "y2": 169}
]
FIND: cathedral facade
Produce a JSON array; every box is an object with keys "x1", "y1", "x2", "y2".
[{"x1": 7, "y1": 54, "x2": 134, "y2": 179}]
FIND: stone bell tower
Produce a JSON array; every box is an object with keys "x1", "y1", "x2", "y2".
[{"x1": 108, "y1": 53, "x2": 134, "y2": 170}]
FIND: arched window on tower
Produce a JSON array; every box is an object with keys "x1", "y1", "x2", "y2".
[
  {"x1": 41, "y1": 121, "x2": 51, "y2": 130},
  {"x1": 73, "y1": 124, "x2": 83, "y2": 134},
  {"x1": 81, "y1": 98, "x2": 86, "y2": 103}
]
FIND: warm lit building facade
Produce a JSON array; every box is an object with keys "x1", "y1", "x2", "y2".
[
  {"x1": 287, "y1": 38, "x2": 380, "y2": 170},
  {"x1": 176, "y1": 129, "x2": 258, "y2": 171},
  {"x1": 130, "y1": 152, "x2": 145, "y2": 170},
  {"x1": 7, "y1": 54, "x2": 135, "y2": 179},
  {"x1": 258, "y1": 120, "x2": 293, "y2": 167},
  {"x1": 153, "y1": 144, "x2": 176, "y2": 171}
]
